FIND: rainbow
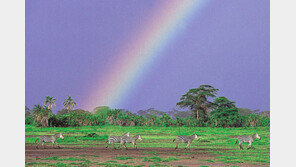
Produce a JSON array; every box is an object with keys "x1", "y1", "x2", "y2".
[{"x1": 85, "y1": 0, "x2": 208, "y2": 111}]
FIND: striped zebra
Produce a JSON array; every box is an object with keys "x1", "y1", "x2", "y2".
[
  {"x1": 120, "y1": 135, "x2": 142, "y2": 149},
  {"x1": 235, "y1": 133, "x2": 261, "y2": 150},
  {"x1": 35, "y1": 133, "x2": 64, "y2": 149},
  {"x1": 173, "y1": 134, "x2": 199, "y2": 149},
  {"x1": 106, "y1": 132, "x2": 130, "y2": 149}
]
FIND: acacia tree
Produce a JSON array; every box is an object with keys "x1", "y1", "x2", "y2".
[
  {"x1": 177, "y1": 85, "x2": 218, "y2": 121},
  {"x1": 63, "y1": 96, "x2": 77, "y2": 119},
  {"x1": 210, "y1": 96, "x2": 242, "y2": 127},
  {"x1": 212, "y1": 96, "x2": 236, "y2": 109},
  {"x1": 44, "y1": 96, "x2": 56, "y2": 111}
]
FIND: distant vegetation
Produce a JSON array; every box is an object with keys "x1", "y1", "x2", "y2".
[{"x1": 25, "y1": 85, "x2": 269, "y2": 128}]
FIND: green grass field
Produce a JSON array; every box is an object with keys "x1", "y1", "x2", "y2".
[{"x1": 25, "y1": 125, "x2": 270, "y2": 166}]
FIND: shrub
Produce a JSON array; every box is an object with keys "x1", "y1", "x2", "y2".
[
  {"x1": 25, "y1": 116, "x2": 33, "y2": 125},
  {"x1": 159, "y1": 114, "x2": 172, "y2": 127}
]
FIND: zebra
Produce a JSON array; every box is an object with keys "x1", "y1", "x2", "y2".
[
  {"x1": 105, "y1": 132, "x2": 130, "y2": 149},
  {"x1": 35, "y1": 133, "x2": 64, "y2": 149},
  {"x1": 173, "y1": 134, "x2": 199, "y2": 150},
  {"x1": 235, "y1": 133, "x2": 261, "y2": 150},
  {"x1": 120, "y1": 135, "x2": 143, "y2": 149}
]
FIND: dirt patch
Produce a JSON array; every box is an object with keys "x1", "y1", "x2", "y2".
[
  {"x1": 25, "y1": 144, "x2": 266, "y2": 166},
  {"x1": 26, "y1": 135, "x2": 37, "y2": 138}
]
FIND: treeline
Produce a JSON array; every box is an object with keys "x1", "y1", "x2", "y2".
[
  {"x1": 25, "y1": 106, "x2": 269, "y2": 128},
  {"x1": 25, "y1": 85, "x2": 270, "y2": 128}
]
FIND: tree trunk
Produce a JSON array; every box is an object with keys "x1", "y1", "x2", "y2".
[
  {"x1": 223, "y1": 120, "x2": 227, "y2": 128},
  {"x1": 195, "y1": 100, "x2": 199, "y2": 121},
  {"x1": 41, "y1": 117, "x2": 49, "y2": 127},
  {"x1": 68, "y1": 107, "x2": 71, "y2": 120}
]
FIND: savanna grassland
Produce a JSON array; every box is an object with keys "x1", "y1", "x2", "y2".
[{"x1": 25, "y1": 125, "x2": 269, "y2": 167}]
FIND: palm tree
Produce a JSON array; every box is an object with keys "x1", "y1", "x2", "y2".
[
  {"x1": 31, "y1": 104, "x2": 44, "y2": 123},
  {"x1": 44, "y1": 96, "x2": 56, "y2": 111},
  {"x1": 31, "y1": 104, "x2": 50, "y2": 127},
  {"x1": 25, "y1": 106, "x2": 31, "y2": 118},
  {"x1": 63, "y1": 96, "x2": 77, "y2": 119}
]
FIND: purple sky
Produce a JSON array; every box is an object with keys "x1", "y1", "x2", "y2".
[{"x1": 26, "y1": 0, "x2": 270, "y2": 113}]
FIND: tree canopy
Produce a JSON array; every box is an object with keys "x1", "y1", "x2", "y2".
[
  {"x1": 177, "y1": 85, "x2": 219, "y2": 121},
  {"x1": 63, "y1": 96, "x2": 77, "y2": 112},
  {"x1": 210, "y1": 97, "x2": 242, "y2": 127},
  {"x1": 44, "y1": 96, "x2": 56, "y2": 110}
]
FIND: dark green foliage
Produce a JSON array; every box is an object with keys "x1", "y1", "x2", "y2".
[
  {"x1": 174, "y1": 117, "x2": 185, "y2": 126},
  {"x1": 84, "y1": 133, "x2": 98, "y2": 137},
  {"x1": 83, "y1": 134, "x2": 108, "y2": 141},
  {"x1": 210, "y1": 97, "x2": 243, "y2": 127},
  {"x1": 25, "y1": 115, "x2": 33, "y2": 125},
  {"x1": 94, "y1": 106, "x2": 111, "y2": 124},
  {"x1": 258, "y1": 116, "x2": 270, "y2": 126},
  {"x1": 48, "y1": 114, "x2": 70, "y2": 127},
  {"x1": 244, "y1": 114, "x2": 270, "y2": 127},
  {"x1": 159, "y1": 114, "x2": 172, "y2": 127},
  {"x1": 48, "y1": 109, "x2": 106, "y2": 127}
]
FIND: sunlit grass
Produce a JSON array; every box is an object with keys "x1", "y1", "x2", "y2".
[{"x1": 26, "y1": 125, "x2": 269, "y2": 165}]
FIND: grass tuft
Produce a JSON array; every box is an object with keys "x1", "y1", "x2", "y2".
[{"x1": 113, "y1": 156, "x2": 134, "y2": 160}]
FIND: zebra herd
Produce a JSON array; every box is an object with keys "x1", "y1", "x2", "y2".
[
  {"x1": 35, "y1": 132, "x2": 261, "y2": 150},
  {"x1": 105, "y1": 132, "x2": 143, "y2": 149}
]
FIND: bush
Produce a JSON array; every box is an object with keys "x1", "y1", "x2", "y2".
[
  {"x1": 48, "y1": 114, "x2": 70, "y2": 127},
  {"x1": 174, "y1": 117, "x2": 185, "y2": 127},
  {"x1": 25, "y1": 116, "x2": 33, "y2": 125},
  {"x1": 259, "y1": 116, "x2": 270, "y2": 126},
  {"x1": 242, "y1": 114, "x2": 270, "y2": 127},
  {"x1": 159, "y1": 114, "x2": 172, "y2": 127}
]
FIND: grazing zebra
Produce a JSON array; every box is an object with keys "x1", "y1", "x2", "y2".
[
  {"x1": 235, "y1": 133, "x2": 261, "y2": 150},
  {"x1": 173, "y1": 134, "x2": 199, "y2": 150},
  {"x1": 120, "y1": 135, "x2": 143, "y2": 149},
  {"x1": 106, "y1": 132, "x2": 130, "y2": 149},
  {"x1": 35, "y1": 133, "x2": 64, "y2": 149}
]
